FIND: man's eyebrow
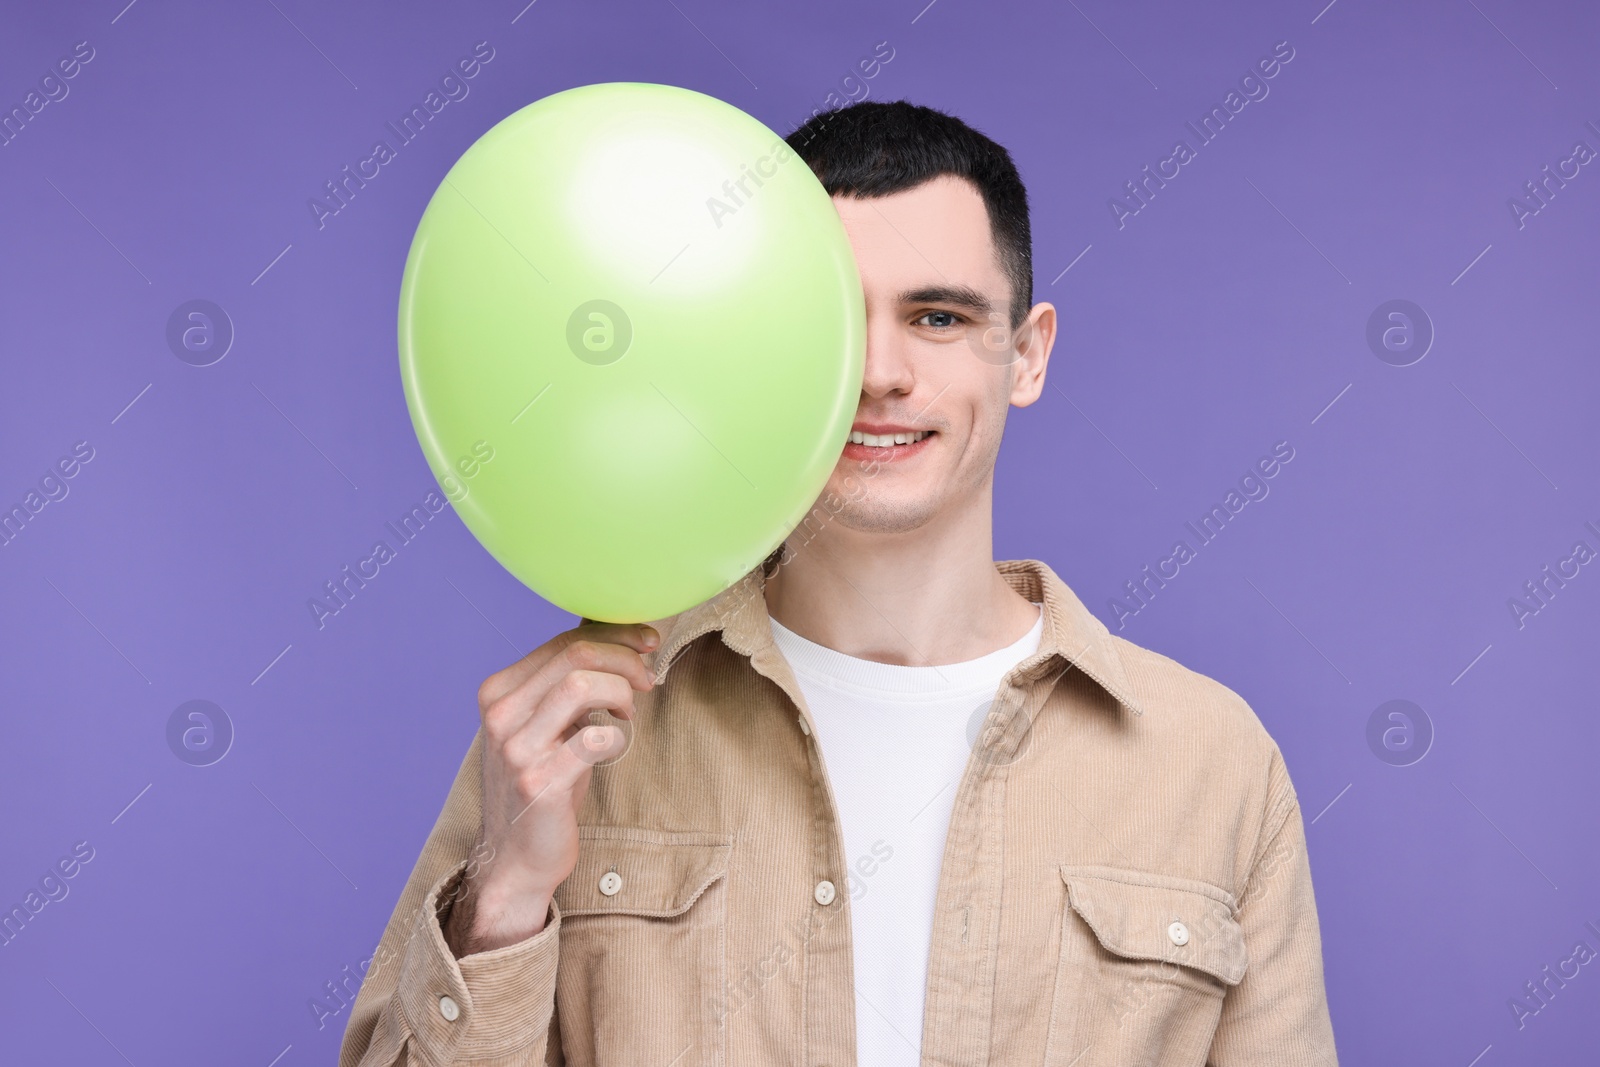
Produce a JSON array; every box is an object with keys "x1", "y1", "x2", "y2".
[{"x1": 897, "y1": 285, "x2": 994, "y2": 316}]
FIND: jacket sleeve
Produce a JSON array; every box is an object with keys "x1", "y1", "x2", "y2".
[
  {"x1": 339, "y1": 729, "x2": 563, "y2": 1067},
  {"x1": 1207, "y1": 751, "x2": 1340, "y2": 1067}
]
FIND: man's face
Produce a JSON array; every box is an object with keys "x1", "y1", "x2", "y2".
[{"x1": 819, "y1": 175, "x2": 1055, "y2": 535}]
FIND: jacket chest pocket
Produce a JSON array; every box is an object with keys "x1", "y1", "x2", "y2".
[
  {"x1": 1043, "y1": 865, "x2": 1248, "y2": 1067},
  {"x1": 552, "y1": 827, "x2": 734, "y2": 1067}
]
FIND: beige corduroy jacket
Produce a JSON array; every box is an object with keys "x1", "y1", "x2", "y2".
[{"x1": 340, "y1": 559, "x2": 1339, "y2": 1067}]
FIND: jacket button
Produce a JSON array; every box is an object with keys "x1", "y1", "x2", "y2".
[
  {"x1": 1168, "y1": 921, "x2": 1190, "y2": 946},
  {"x1": 599, "y1": 871, "x2": 623, "y2": 896},
  {"x1": 438, "y1": 994, "x2": 460, "y2": 1021},
  {"x1": 814, "y1": 880, "x2": 836, "y2": 905}
]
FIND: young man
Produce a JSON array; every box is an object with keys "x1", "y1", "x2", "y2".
[{"x1": 342, "y1": 101, "x2": 1338, "y2": 1067}]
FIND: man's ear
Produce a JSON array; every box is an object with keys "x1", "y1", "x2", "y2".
[{"x1": 1008, "y1": 301, "x2": 1056, "y2": 409}]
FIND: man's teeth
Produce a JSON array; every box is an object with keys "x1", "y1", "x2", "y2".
[{"x1": 848, "y1": 430, "x2": 930, "y2": 447}]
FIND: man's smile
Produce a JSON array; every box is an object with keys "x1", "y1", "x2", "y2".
[{"x1": 842, "y1": 421, "x2": 937, "y2": 462}]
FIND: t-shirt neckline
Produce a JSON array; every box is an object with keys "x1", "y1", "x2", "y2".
[{"x1": 768, "y1": 603, "x2": 1044, "y2": 697}]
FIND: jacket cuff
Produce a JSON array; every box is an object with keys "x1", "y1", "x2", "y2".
[{"x1": 395, "y1": 859, "x2": 561, "y2": 1064}]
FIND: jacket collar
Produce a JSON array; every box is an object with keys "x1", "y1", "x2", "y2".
[{"x1": 651, "y1": 558, "x2": 1144, "y2": 716}]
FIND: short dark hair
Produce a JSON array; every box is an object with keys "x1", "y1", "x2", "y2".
[{"x1": 784, "y1": 101, "x2": 1033, "y2": 328}]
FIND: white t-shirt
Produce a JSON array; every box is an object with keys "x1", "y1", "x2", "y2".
[{"x1": 767, "y1": 604, "x2": 1044, "y2": 1066}]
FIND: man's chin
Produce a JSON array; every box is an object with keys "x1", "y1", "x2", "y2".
[{"x1": 828, "y1": 495, "x2": 941, "y2": 536}]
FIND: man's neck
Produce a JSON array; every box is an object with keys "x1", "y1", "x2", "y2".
[{"x1": 762, "y1": 498, "x2": 1039, "y2": 668}]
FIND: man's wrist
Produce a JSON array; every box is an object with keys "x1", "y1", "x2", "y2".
[{"x1": 443, "y1": 872, "x2": 556, "y2": 958}]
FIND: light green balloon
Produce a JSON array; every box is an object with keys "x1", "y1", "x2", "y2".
[{"x1": 399, "y1": 83, "x2": 865, "y2": 622}]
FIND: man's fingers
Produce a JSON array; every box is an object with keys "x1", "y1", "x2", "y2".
[
  {"x1": 505, "y1": 751, "x2": 587, "y2": 827},
  {"x1": 500, "y1": 670, "x2": 636, "y2": 766},
  {"x1": 479, "y1": 623, "x2": 659, "y2": 708},
  {"x1": 574, "y1": 620, "x2": 662, "y2": 656},
  {"x1": 480, "y1": 638, "x2": 656, "y2": 742},
  {"x1": 507, "y1": 729, "x2": 624, "y2": 826},
  {"x1": 478, "y1": 639, "x2": 568, "y2": 708},
  {"x1": 565, "y1": 722, "x2": 629, "y2": 767}
]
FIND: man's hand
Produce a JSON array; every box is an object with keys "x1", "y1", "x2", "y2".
[{"x1": 444, "y1": 622, "x2": 659, "y2": 957}]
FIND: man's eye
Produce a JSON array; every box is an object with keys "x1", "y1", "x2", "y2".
[{"x1": 916, "y1": 311, "x2": 962, "y2": 329}]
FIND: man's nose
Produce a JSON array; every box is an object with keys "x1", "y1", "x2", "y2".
[{"x1": 861, "y1": 316, "x2": 915, "y2": 398}]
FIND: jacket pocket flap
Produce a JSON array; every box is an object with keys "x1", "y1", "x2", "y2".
[
  {"x1": 1060, "y1": 865, "x2": 1248, "y2": 986},
  {"x1": 556, "y1": 827, "x2": 734, "y2": 918}
]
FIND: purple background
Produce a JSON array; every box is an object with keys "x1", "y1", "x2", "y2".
[{"x1": 3, "y1": 0, "x2": 1597, "y2": 1063}]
